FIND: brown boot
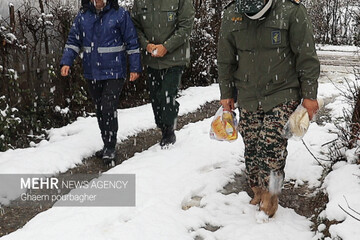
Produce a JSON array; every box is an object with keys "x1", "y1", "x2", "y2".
[
  {"x1": 260, "y1": 190, "x2": 278, "y2": 217},
  {"x1": 250, "y1": 187, "x2": 263, "y2": 205}
]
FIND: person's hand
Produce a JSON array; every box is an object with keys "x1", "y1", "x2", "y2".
[
  {"x1": 146, "y1": 44, "x2": 156, "y2": 54},
  {"x1": 130, "y1": 72, "x2": 140, "y2": 82},
  {"x1": 302, "y1": 98, "x2": 319, "y2": 120},
  {"x1": 61, "y1": 65, "x2": 70, "y2": 77},
  {"x1": 152, "y1": 44, "x2": 167, "y2": 58},
  {"x1": 220, "y1": 98, "x2": 235, "y2": 112}
]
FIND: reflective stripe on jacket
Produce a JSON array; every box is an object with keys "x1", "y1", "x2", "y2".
[{"x1": 60, "y1": 3, "x2": 141, "y2": 80}]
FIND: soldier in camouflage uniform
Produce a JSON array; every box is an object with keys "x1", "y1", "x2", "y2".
[
  {"x1": 131, "y1": 0, "x2": 195, "y2": 148},
  {"x1": 217, "y1": 0, "x2": 320, "y2": 217}
]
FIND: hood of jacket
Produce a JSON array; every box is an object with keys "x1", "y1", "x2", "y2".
[{"x1": 81, "y1": 0, "x2": 119, "y2": 12}]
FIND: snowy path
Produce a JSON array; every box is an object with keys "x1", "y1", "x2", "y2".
[{"x1": 318, "y1": 44, "x2": 359, "y2": 74}]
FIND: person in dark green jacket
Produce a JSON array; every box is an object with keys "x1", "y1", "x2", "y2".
[
  {"x1": 217, "y1": 0, "x2": 320, "y2": 217},
  {"x1": 131, "y1": 0, "x2": 195, "y2": 148}
]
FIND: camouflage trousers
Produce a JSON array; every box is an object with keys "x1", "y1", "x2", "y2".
[{"x1": 238, "y1": 100, "x2": 300, "y2": 190}]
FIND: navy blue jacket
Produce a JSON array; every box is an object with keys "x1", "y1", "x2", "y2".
[{"x1": 60, "y1": 3, "x2": 141, "y2": 80}]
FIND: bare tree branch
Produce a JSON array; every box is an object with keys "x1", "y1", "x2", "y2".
[{"x1": 343, "y1": 195, "x2": 360, "y2": 216}]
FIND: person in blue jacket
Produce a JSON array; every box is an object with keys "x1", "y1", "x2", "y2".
[{"x1": 60, "y1": 0, "x2": 141, "y2": 164}]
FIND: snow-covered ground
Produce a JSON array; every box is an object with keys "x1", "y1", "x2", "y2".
[
  {"x1": 313, "y1": 61, "x2": 360, "y2": 240},
  {"x1": 0, "y1": 48, "x2": 359, "y2": 239}
]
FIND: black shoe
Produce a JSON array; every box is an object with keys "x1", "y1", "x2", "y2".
[
  {"x1": 160, "y1": 126, "x2": 176, "y2": 149},
  {"x1": 102, "y1": 148, "x2": 116, "y2": 165},
  {"x1": 95, "y1": 148, "x2": 104, "y2": 158}
]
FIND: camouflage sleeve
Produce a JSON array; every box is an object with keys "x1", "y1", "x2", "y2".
[
  {"x1": 131, "y1": 1, "x2": 149, "y2": 50},
  {"x1": 217, "y1": 13, "x2": 237, "y2": 100},
  {"x1": 163, "y1": 0, "x2": 195, "y2": 53},
  {"x1": 289, "y1": 4, "x2": 320, "y2": 100}
]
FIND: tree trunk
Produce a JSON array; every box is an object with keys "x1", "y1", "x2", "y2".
[
  {"x1": 9, "y1": 4, "x2": 16, "y2": 33},
  {"x1": 351, "y1": 91, "x2": 360, "y2": 132},
  {"x1": 350, "y1": 90, "x2": 360, "y2": 151},
  {"x1": 39, "y1": 0, "x2": 49, "y2": 55}
]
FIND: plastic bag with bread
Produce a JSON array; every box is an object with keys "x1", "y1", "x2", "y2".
[
  {"x1": 210, "y1": 106, "x2": 238, "y2": 142},
  {"x1": 283, "y1": 98, "x2": 324, "y2": 140}
]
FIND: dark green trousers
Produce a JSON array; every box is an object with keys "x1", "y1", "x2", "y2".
[{"x1": 147, "y1": 66, "x2": 184, "y2": 129}]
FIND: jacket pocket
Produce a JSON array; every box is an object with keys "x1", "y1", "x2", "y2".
[
  {"x1": 99, "y1": 52, "x2": 124, "y2": 71},
  {"x1": 161, "y1": 0, "x2": 179, "y2": 27},
  {"x1": 136, "y1": 2, "x2": 152, "y2": 27},
  {"x1": 271, "y1": 73, "x2": 287, "y2": 85},
  {"x1": 82, "y1": 52, "x2": 92, "y2": 75},
  {"x1": 231, "y1": 23, "x2": 252, "y2": 51},
  {"x1": 234, "y1": 74, "x2": 256, "y2": 100},
  {"x1": 234, "y1": 74, "x2": 250, "y2": 89},
  {"x1": 264, "y1": 73, "x2": 288, "y2": 95},
  {"x1": 262, "y1": 21, "x2": 289, "y2": 49}
]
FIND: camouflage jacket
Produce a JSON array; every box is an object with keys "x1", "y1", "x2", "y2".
[
  {"x1": 131, "y1": 0, "x2": 195, "y2": 69},
  {"x1": 217, "y1": 0, "x2": 320, "y2": 112}
]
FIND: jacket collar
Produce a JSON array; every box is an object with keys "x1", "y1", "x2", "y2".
[{"x1": 245, "y1": 0, "x2": 273, "y2": 20}]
